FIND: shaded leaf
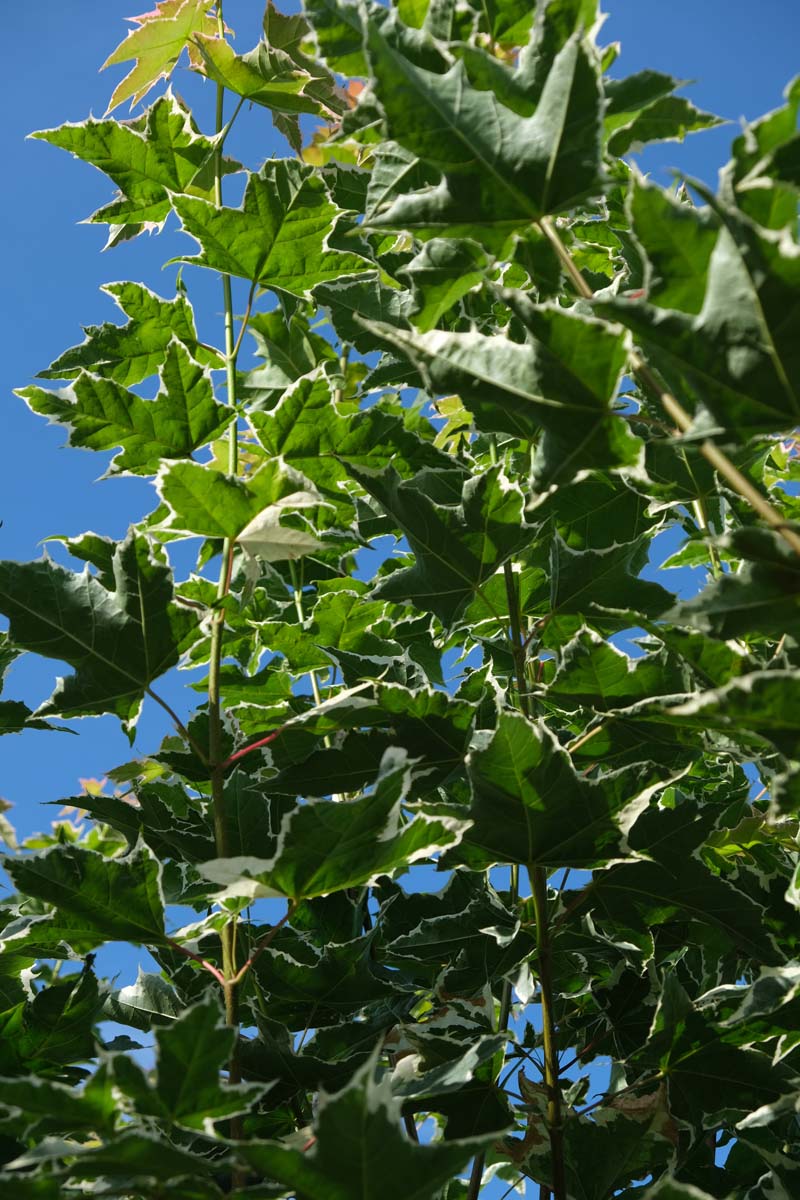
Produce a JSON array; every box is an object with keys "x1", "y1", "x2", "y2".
[
  {"x1": 199, "y1": 748, "x2": 470, "y2": 900},
  {"x1": 103, "y1": 966, "x2": 183, "y2": 1031},
  {"x1": 367, "y1": 16, "x2": 603, "y2": 226},
  {"x1": 4, "y1": 843, "x2": 167, "y2": 947},
  {"x1": 345, "y1": 463, "x2": 529, "y2": 625},
  {"x1": 0, "y1": 532, "x2": 195, "y2": 728},
  {"x1": 599, "y1": 196, "x2": 800, "y2": 439},
  {"x1": 112, "y1": 994, "x2": 265, "y2": 1128},
  {"x1": 241, "y1": 1050, "x2": 502, "y2": 1200},
  {"x1": 356, "y1": 306, "x2": 640, "y2": 483},
  {"x1": 453, "y1": 710, "x2": 670, "y2": 869}
]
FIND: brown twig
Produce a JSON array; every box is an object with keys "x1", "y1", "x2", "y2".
[{"x1": 166, "y1": 936, "x2": 226, "y2": 986}]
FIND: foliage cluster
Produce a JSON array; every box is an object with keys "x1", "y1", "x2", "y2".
[{"x1": 1, "y1": 1, "x2": 800, "y2": 1197}]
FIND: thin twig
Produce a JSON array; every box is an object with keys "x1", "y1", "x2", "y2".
[
  {"x1": 220, "y1": 727, "x2": 284, "y2": 772},
  {"x1": 578, "y1": 1073, "x2": 661, "y2": 1118},
  {"x1": 558, "y1": 1029, "x2": 609, "y2": 1075},
  {"x1": 231, "y1": 901, "x2": 297, "y2": 987},
  {"x1": 145, "y1": 686, "x2": 209, "y2": 766},
  {"x1": 552, "y1": 878, "x2": 599, "y2": 933},
  {"x1": 231, "y1": 277, "x2": 258, "y2": 362},
  {"x1": 566, "y1": 723, "x2": 606, "y2": 755},
  {"x1": 166, "y1": 937, "x2": 226, "y2": 986}
]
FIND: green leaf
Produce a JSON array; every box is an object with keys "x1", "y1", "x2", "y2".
[
  {"x1": 0, "y1": 1069, "x2": 116, "y2": 1139},
  {"x1": 250, "y1": 928, "x2": 403, "y2": 1028},
  {"x1": 36, "y1": 281, "x2": 223, "y2": 386},
  {"x1": 32, "y1": 93, "x2": 240, "y2": 231},
  {"x1": 518, "y1": 1103, "x2": 672, "y2": 1200},
  {"x1": 241, "y1": 1050, "x2": 501, "y2": 1200},
  {"x1": 0, "y1": 532, "x2": 195, "y2": 727},
  {"x1": 666, "y1": 527, "x2": 800, "y2": 639},
  {"x1": 158, "y1": 457, "x2": 327, "y2": 561},
  {"x1": 172, "y1": 161, "x2": 371, "y2": 296},
  {"x1": 241, "y1": 309, "x2": 337, "y2": 408},
  {"x1": 641, "y1": 974, "x2": 795, "y2": 1127},
  {"x1": 545, "y1": 627, "x2": 687, "y2": 710},
  {"x1": 345, "y1": 463, "x2": 529, "y2": 625},
  {"x1": 3, "y1": 843, "x2": 167, "y2": 947},
  {"x1": 0, "y1": 701, "x2": 65, "y2": 736},
  {"x1": 540, "y1": 533, "x2": 675, "y2": 622},
  {"x1": 625, "y1": 175, "x2": 718, "y2": 314},
  {"x1": 641, "y1": 1183, "x2": 716, "y2": 1200},
  {"x1": 101, "y1": 0, "x2": 219, "y2": 113},
  {"x1": 250, "y1": 372, "x2": 450, "y2": 505},
  {"x1": 454, "y1": 710, "x2": 670, "y2": 869},
  {"x1": 313, "y1": 276, "x2": 416, "y2": 354},
  {"x1": 112, "y1": 994, "x2": 265, "y2": 1128},
  {"x1": 599, "y1": 194, "x2": 800, "y2": 439},
  {"x1": 355, "y1": 306, "x2": 640, "y2": 483},
  {"x1": 103, "y1": 966, "x2": 183, "y2": 1031},
  {"x1": 19, "y1": 341, "x2": 231, "y2": 475},
  {"x1": 199, "y1": 748, "x2": 470, "y2": 900},
  {"x1": 192, "y1": 24, "x2": 344, "y2": 120},
  {"x1": 605, "y1": 73, "x2": 722, "y2": 156},
  {"x1": 0, "y1": 967, "x2": 105, "y2": 1076},
  {"x1": 585, "y1": 803, "x2": 787, "y2": 964},
  {"x1": 17, "y1": 1128, "x2": 219, "y2": 1186},
  {"x1": 656, "y1": 670, "x2": 800, "y2": 759},
  {"x1": 305, "y1": 0, "x2": 369, "y2": 76},
  {"x1": 367, "y1": 16, "x2": 603, "y2": 225},
  {"x1": 399, "y1": 238, "x2": 489, "y2": 331},
  {"x1": 721, "y1": 75, "x2": 800, "y2": 230}
]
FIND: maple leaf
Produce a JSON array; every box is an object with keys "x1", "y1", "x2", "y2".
[{"x1": 102, "y1": 0, "x2": 219, "y2": 113}]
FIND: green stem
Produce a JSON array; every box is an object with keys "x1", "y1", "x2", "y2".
[
  {"x1": 334, "y1": 345, "x2": 350, "y2": 408},
  {"x1": 498, "y1": 865, "x2": 519, "y2": 1033},
  {"x1": 679, "y1": 447, "x2": 723, "y2": 579},
  {"x1": 530, "y1": 865, "x2": 566, "y2": 1200},
  {"x1": 468, "y1": 562, "x2": 526, "y2": 1200},
  {"x1": 504, "y1": 562, "x2": 529, "y2": 717},
  {"x1": 208, "y1": 4, "x2": 246, "y2": 1174},
  {"x1": 537, "y1": 215, "x2": 800, "y2": 560},
  {"x1": 145, "y1": 685, "x2": 209, "y2": 766},
  {"x1": 289, "y1": 560, "x2": 325, "y2": 710}
]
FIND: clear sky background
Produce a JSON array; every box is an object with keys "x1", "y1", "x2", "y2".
[{"x1": 0, "y1": 1, "x2": 796, "y2": 1187}]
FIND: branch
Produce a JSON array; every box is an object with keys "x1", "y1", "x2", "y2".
[
  {"x1": 166, "y1": 937, "x2": 226, "y2": 986},
  {"x1": 537, "y1": 216, "x2": 800, "y2": 559},
  {"x1": 145, "y1": 686, "x2": 209, "y2": 766},
  {"x1": 220, "y1": 727, "x2": 284, "y2": 773},
  {"x1": 231, "y1": 900, "x2": 297, "y2": 987},
  {"x1": 530, "y1": 866, "x2": 566, "y2": 1200},
  {"x1": 231, "y1": 277, "x2": 258, "y2": 362}
]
